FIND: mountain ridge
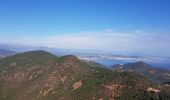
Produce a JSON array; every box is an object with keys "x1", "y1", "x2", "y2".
[
  {"x1": 0, "y1": 50, "x2": 170, "y2": 100},
  {"x1": 112, "y1": 61, "x2": 170, "y2": 83},
  {"x1": 0, "y1": 49, "x2": 15, "y2": 58}
]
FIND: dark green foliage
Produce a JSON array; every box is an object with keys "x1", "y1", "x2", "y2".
[
  {"x1": 0, "y1": 50, "x2": 56, "y2": 70},
  {"x1": 0, "y1": 51, "x2": 170, "y2": 100},
  {"x1": 112, "y1": 62, "x2": 170, "y2": 83}
]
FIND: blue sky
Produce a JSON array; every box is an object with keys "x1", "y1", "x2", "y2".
[{"x1": 0, "y1": 0, "x2": 170, "y2": 56}]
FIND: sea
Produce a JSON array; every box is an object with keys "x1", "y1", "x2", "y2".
[{"x1": 96, "y1": 58, "x2": 170, "y2": 70}]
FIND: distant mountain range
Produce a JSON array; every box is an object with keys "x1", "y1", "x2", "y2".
[
  {"x1": 77, "y1": 54, "x2": 166, "y2": 62},
  {"x1": 0, "y1": 50, "x2": 170, "y2": 100},
  {"x1": 0, "y1": 49, "x2": 15, "y2": 58},
  {"x1": 1, "y1": 44, "x2": 169, "y2": 62},
  {"x1": 0, "y1": 44, "x2": 49, "y2": 52},
  {"x1": 0, "y1": 44, "x2": 104, "y2": 56}
]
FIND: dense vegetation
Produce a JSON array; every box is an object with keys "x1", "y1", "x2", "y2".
[
  {"x1": 0, "y1": 50, "x2": 170, "y2": 100},
  {"x1": 112, "y1": 62, "x2": 170, "y2": 83}
]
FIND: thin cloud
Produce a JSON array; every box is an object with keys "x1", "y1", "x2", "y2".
[{"x1": 8, "y1": 30, "x2": 170, "y2": 56}]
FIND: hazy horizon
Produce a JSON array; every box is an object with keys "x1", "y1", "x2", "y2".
[{"x1": 0, "y1": 0, "x2": 170, "y2": 57}]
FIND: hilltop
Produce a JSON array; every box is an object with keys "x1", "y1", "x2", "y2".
[
  {"x1": 112, "y1": 61, "x2": 170, "y2": 83},
  {"x1": 0, "y1": 51, "x2": 170, "y2": 100}
]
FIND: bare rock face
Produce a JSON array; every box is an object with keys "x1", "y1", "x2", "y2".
[
  {"x1": 147, "y1": 87, "x2": 160, "y2": 93},
  {"x1": 10, "y1": 62, "x2": 16, "y2": 67},
  {"x1": 72, "y1": 81, "x2": 83, "y2": 90},
  {"x1": 61, "y1": 76, "x2": 67, "y2": 83},
  {"x1": 2, "y1": 71, "x2": 26, "y2": 82}
]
